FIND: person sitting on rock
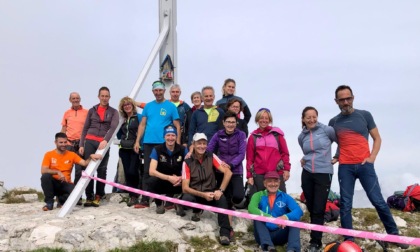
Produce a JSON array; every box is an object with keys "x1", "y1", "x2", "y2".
[
  {"x1": 148, "y1": 125, "x2": 187, "y2": 215},
  {"x1": 181, "y1": 133, "x2": 233, "y2": 246},
  {"x1": 41, "y1": 132, "x2": 102, "y2": 211},
  {"x1": 248, "y1": 171, "x2": 303, "y2": 252}
]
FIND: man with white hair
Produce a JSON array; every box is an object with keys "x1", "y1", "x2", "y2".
[{"x1": 169, "y1": 84, "x2": 192, "y2": 146}]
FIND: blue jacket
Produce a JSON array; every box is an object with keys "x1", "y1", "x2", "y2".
[
  {"x1": 248, "y1": 190, "x2": 303, "y2": 231},
  {"x1": 188, "y1": 106, "x2": 225, "y2": 146},
  {"x1": 207, "y1": 128, "x2": 246, "y2": 175},
  {"x1": 298, "y1": 122, "x2": 336, "y2": 174}
]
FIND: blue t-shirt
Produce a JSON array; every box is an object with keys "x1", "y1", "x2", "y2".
[{"x1": 143, "y1": 100, "x2": 179, "y2": 144}]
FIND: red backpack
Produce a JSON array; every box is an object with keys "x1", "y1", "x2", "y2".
[{"x1": 403, "y1": 183, "x2": 420, "y2": 212}]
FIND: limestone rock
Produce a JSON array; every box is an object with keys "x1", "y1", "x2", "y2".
[{"x1": 15, "y1": 193, "x2": 39, "y2": 203}]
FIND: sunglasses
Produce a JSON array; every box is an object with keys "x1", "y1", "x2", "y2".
[
  {"x1": 258, "y1": 108, "x2": 271, "y2": 113},
  {"x1": 336, "y1": 96, "x2": 354, "y2": 103}
]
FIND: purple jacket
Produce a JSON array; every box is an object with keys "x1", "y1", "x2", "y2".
[{"x1": 207, "y1": 128, "x2": 246, "y2": 175}]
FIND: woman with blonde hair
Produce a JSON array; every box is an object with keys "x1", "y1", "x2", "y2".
[
  {"x1": 246, "y1": 108, "x2": 291, "y2": 194},
  {"x1": 117, "y1": 96, "x2": 143, "y2": 207},
  {"x1": 216, "y1": 78, "x2": 251, "y2": 123}
]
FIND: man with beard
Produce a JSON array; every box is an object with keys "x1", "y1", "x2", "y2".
[
  {"x1": 328, "y1": 85, "x2": 408, "y2": 250},
  {"x1": 41, "y1": 133, "x2": 102, "y2": 211}
]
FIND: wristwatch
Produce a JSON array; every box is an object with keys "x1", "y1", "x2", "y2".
[{"x1": 219, "y1": 188, "x2": 224, "y2": 193}]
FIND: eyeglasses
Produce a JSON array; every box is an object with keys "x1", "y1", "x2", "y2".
[
  {"x1": 336, "y1": 96, "x2": 354, "y2": 103},
  {"x1": 123, "y1": 103, "x2": 132, "y2": 107},
  {"x1": 224, "y1": 121, "x2": 236, "y2": 124},
  {"x1": 258, "y1": 108, "x2": 271, "y2": 113}
]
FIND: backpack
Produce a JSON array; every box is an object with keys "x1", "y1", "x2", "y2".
[
  {"x1": 403, "y1": 183, "x2": 420, "y2": 212},
  {"x1": 387, "y1": 194, "x2": 407, "y2": 211},
  {"x1": 299, "y1": 192, "x2": 340, "y2": 222}
]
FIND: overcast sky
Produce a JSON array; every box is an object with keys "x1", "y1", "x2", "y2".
[{"x1": 1, "y1": 1, "x2": 419, "y2": 207}]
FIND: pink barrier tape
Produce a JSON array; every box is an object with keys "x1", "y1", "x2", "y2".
[{"x1": 82, "y1": 172, "x2": 420, "y2": 247}]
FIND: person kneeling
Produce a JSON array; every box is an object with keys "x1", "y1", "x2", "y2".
[
  {"x1": 248, "y1": 171, "x2": 303, "y2": 252},
  {"x1": 41, "y1": 132, "x2": 102, "y2": 211},
  {"x1": 149, "y1": 125, "x2": 187, "y2": 214},
  {"x1": 181, "y1": 133, "x2": 233, "y2": 246}
]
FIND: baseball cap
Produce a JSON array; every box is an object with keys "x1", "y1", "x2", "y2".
[
  {"x1": 164, "y1": 125, "x2": 177, "y2": 136},
  {"x1": 264, "y1": 171, "x2": 280, "y2": 180},
  {"x1": 193, "y1": 133, "x2": 207, "y2": 142}
]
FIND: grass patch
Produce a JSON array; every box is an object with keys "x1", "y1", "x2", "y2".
[
  {"x1": 108, "y1": 240, "x2": 176, "y2": 252},
  {"x1": 29, "y1": 248, "x2": 67, "y2": 252},
  {"x1": 2, "y1": 188, "x2": 44, "y2": 204}
]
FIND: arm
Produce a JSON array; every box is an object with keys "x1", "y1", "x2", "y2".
[
  {"x1": 79, "y1": 109, "x2": 92, "y2": 155},
  {"x1": 206, "y1": 133, "x2": 218, "y2": 153},
  {"x1": 183, "y1": 107, "x2": 192, "y2": 146},
  {"x1": 100, "y1": 109, "x2": 120, "y2": 150},
  {"x1": 78, "y1": 154, "x2": 102, "y2": 167},
  {"x1": 243, "y1": 105, "x2": 252, "y2": 124},
  {"x1": 136, "y1": 102, "x2": 146, "y2": 109},
  {"x1": 188, "y1": 111, "x2": 197, "y2": 146},
  {"x1": 61, "y1": 126, "x2": 67, "y2": 133},
  {"x1": 134, "y1": 116, "x2": 147, "y2": 153},
  {"x1": 278, "y1": 135, "x2": 291, "y2": 181},
  {"x1": 41, "y1": 166, "x2": 66, "y2": 181},
  {"x1": 213, "y1": 154, "x2": 232, "y2": 200},
  {"x1": 363, "y1": 127, "x2": 381, "y2": 164},
  {"x1": 173, "y1": 119, "x2": 181, "y2": 145},
  {"x1": 247, "y1": 191, "x2": 271, "y2": 217},
  {"x1": 230, "y1": 132, "x2": 246, "y2": 167},
  {"x1": 245, "y1": 135, "x2": 255, "y2": 180}
]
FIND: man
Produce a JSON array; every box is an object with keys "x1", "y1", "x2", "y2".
[
  {"x1": 169, "y1": 84, "x2": 192, "y2": 146},
  {"x1": 41, "y1": 133, "x2": 102, "y2": 211},
  {"x1": 79, "y1": 86, "x2": 119, "y2": 207},
  {"x1": 248, "y1": 171, "x2": 302, "y2": 252},
  {"x1": 60, "y1": 92, "x2": 88, "y2": 205},
  {"x1": 188, "y1": 86, "x2": 225, "y2": 147},
  {"x1": 134, "y1": 80, "x2": 181, "y2": 208},
  {"x1": 148, "y1": 125, "x2": 187, "y2": 214},
  {"x1": 328, "y1": 85, "x2": 408, "y2": 250},
  {"x1": 181, "y1": 133, "x2": 233, "y2": 246}
]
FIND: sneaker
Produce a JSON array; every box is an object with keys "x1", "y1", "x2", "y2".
[
  {"x1": 174, "y1": 204, "x2": 186, "y2": 217},
  {"x1": 76, "y1": 198, "x2": 83, "y2": 206},
  {"x1": 84, "y1": 199, "x2": 93, "y2": 207},
  {"x1": 191, "y1": 212, "x2": 201, "y2": 222},
  {"x1": 42, "y1": 203, "x2": 53, "y2": 211},
  {"x1": 57, "y1": 202, "x2": 63, "y2": 208},
  {"x1": 91, "y1": 195, "x2": 101, "y2": 207},
  {"x1": 219, "y1": 236, "x2": 230, "y2": 246},
  {"x1": 164, "y1": 201, "x2": 175, "y2": 210},
  {"x1": 156, "y1": 204, "x2": 165, "y2": 214},
  {"x1": 134, "y1": 201, "x2": 150, "y2": 209},
  {"x1": 377, "y1": 240, "x2": 409, "y2": 250},
  {"x1": 127, "y1": 196, "x2": 139, "y2": 207}
]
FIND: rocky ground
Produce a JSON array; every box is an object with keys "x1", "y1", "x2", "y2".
[{"x1": 0, "y1": 187, "x2": 419, "y2": 251}]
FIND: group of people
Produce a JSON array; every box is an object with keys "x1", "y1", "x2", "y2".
[{"x1": 40, "y1": 81, "x2": 409, "y2": 251}]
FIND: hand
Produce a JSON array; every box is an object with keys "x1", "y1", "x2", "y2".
[
  {"x1": 214, "y1": 190, "x2": 223, "y2": 200},
  {"x1": 167, "y1": 175, "x2": 180, "y2": 186},
  {"x1": 79, "y1": 147, "x2": 84, "y2": 156},
  {"x1": 283, "y1": 171, "x2": 290, "y2": 181},
  {"x1": 331, "y1": 158, "x2": 338, "y2": 165},
  {"x1": 57, "y1": 171, "x2": 65, "y2": 182},
  {"x1": 221, "y1": 162, "x2": 231, "y2": 170},
  {"x1": 173, "y1": 176, "x2": 182, "y2": 187},
  {"x1": 203, "y1": 192, "x2": 215, "y2": 201},
  {"x1": 362, "y1": 156, "x2": 375, "y2": 165},
  {"x1": 134, "y1": 142, "x2": 140, "y2": 153},
  {"x1": 185, "y1": 151, "x2": 192, "y2": 159},
  {"x1": 300, "y1": 159, "x2": 305, "y2": 168},
  {"x1": 276, "y1": 215, "x2": 288, "y2": 229},
  {"x1": 91, "y1": 154, "x2": 103, "y2": 161},
  {"x1": 98, "y1": 140, "x2": 107, "y2": 150},
  {"x1": 247, "y1": 177, "x2": 254, "y2": 186}
]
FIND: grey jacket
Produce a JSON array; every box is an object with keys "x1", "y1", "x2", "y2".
[{"x1": 298, "y1": 122, "x2": 336, "y2": 174}]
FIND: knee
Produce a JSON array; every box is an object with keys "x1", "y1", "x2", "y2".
[{"x1": 41, "y1": 173, "x2": 53, "y2": 181}]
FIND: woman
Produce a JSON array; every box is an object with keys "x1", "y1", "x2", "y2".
[
  {"x1": 298, "y1": 106, "x2": 336, "y2": 252},
  {"x1": 117, "y1": 96, "x2": 142, "y2": 207},
  {"x1": 216, "y1": 78, "x2": 251, "y2": 123},
  {"x1": 190, "y1": 91, "x2": 202, "y2": 112},
  {"x1": 226, "y1": 98, "x2": 248, "y2": 136},
  {"x1": 207, "y1": 111, "x2": 247, "y2": 211},
  {"x1": 246, "y1": 108, "x2": 290, "y2": 194}
]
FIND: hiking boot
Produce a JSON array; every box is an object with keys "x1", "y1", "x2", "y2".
[
  {"x1": 42, "y1": 203, "x2": 53, "y2": 211},
  {"x1": 191, "y1": 212, "x2": 201, "y2": 222},
  {"x1": 84, "y1": 199, "x2": 93, "y2": 207},
  {"x1": 156, "y1": 204, "x2": 165, "y2": 214},
  {"x1": 91, "y1": 195, "x2": 101, "y2": 207},
  {"x1": 164, "y1": 201, "x2": 175, "y2": 210},
  {"x1": 134, "y1": 201, "x2": 150, "y2": 209},
  {"x1": 174, "y1": 204, "x2": 186, "y2": 216},
  {"x1": 76, "y1": 198, "x2": 83, "y2": 206},
  {"x1": 219, "y1": 236, "x2": 230, "y2": 246},
  {"x1": 267, "y1": 246, "x2": 277, "y2": 252},
  {"x1": 127, "y1": 196, "x2": 139, "y2": 207},
  {"x1": 377, "y1": 240, "x2": 409, "y2": 250}
]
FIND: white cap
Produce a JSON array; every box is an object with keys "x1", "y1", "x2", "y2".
[{"x1": 193, "y1": 133, "x2": 207, "y2": 142}]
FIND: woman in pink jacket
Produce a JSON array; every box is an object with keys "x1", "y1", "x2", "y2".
[{"x1": 246, "y1": 108, "x2": 291, "y2": 194}]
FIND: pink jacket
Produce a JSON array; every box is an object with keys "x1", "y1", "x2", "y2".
[{"x1": 246, "y1": 126, "x2": 291, "y2": 178}]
